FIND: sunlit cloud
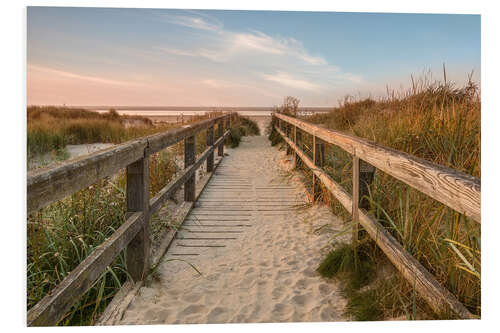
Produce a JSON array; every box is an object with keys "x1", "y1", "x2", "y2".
[
  {"x1": 28, "y1": 64, "x2": 145, "y2": 87},
  {"x1": 160, "y1": 15, "x2": 328, "y2": 66},
  {"x1": 162, "y1": 14, "x2": 223, "y2": 32},
  {"x1": 261, "y1": 72, "x2": 322, "y2": 91}
]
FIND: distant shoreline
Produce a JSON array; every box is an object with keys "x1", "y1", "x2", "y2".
[{"x1": 28, "y1": 105, "x2": 333, "y2": 112}]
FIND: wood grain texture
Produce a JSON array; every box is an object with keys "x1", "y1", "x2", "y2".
[
  {"x1": 275, "y1": 126, "x2": 473, "y2": 319},
  {"x1": 27, "y1": 212, "x2": 144, "y2": 326},
  {"x1": 27, "y1": 139, "x2": 147, "y2": 214},
  {"x1": 206, "y1": 126, "x2": 214, "y2": 172},
  {"x1": 352, "y1": 156, "x2": 360, "y2": 245},
  {"x1": 126, "y1": 154, "x2": 150, "y2": 282},
  {"x1": 27, "y1": 114, "x2": 233, "y2": 214},
  {"x1": 184, "y1": 136, "x2": 196, "y2": 202},
  {"x1": 274, "y1": 113, "x2": 480, "y2": 223}
]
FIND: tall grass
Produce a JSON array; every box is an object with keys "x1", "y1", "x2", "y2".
[
  {"x1": 282, "y1": 74, "x2": 481, "y2": 319},
  {"x1": 27, "y1": 147, "x2": 182, "y2": 325},
  {"x1": 27, "y1": 109, "x2": 226, "y2": 325},
  {"x1": 27, "y1": 107, "x2": 175, "y2": 161}
]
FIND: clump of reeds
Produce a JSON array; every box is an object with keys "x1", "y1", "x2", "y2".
[
  {"x1": 293, "y1": 71, "x2": 480, "y2": 319},
  {"x1": 224, "y1": 114, "x2": 261, "y2": 148},
  {"x1": 27, "y1": 111, "x2": 229, "y2": 325},
  {"x1": 27, "y1": 107, "x2": 175, "y2": 163}
]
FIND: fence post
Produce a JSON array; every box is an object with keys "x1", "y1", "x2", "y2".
[
  {"x1": 352, "y1": 156, "x2": 376, "y2": 244},
  {"x1": 184, "y1": 135, "x2": 196, "y2": 202},
  {"x1": 207, "y1": 125, "x2": 214, "y2": 173},
  {"x1": 352, "y1": 155, "x2": 360, "y2": 246},
  {"x1": 312, "y1": 136, "x2": 325, "y2": 202},
  {"x1": 359, "y1": 159, "x2": 375, "y2": 210},
  {"x1": 295, "y1": 128, "x2": 302, "y2": 169},
  {"x1": 286, "y1": 122, "x2": 293, "y2": 155},
  {"x1": 218, "y1": 118, "x2": 224, "y2": 157},
  {"x1": 125, "y1": 150, "x2": 150, "y2": 282}
]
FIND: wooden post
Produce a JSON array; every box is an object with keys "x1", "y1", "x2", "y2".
[
  {"x1": 313, "y1": 137, "x2": 325, "y2": 202},
  {"x1": 206, "y1": 125, "x2": 214, "y2": 172},
  {"x1": 295, "y1": 129, "x2": 302, "y2": 169},
  {"x1": 352, "y1": 155, "x2": 360, "y2": 246},
  {"x1": 352, "y1": 156, "x2": 376, "y2": 244},
  {"x1": 217, "y1": 119, "x2": 224, "y2": 157},
  {"x1": 286, "y1": 122, "x2": 293, "y2": 155},
  {"x1": 184, "y1": 135, "x2": 196, "y2": 202},
  {"x1": 359, "y1": 159, "x2": 376, "y2": 210},
  {"x1": 126, "y1": 151, "x2": 150, "y2": 282}
]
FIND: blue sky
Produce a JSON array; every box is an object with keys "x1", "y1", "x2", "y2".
[{"x1": 27, "y1": 7, "x2": 480, "y2": 106}]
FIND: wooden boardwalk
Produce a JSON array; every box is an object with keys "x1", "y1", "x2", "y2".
[{"x1": 115, "y1": 136, "x2": 348, "y2": 325}]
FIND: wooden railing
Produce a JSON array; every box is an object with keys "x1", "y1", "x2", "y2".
[
  {"x1": 273, "y1": 113, "x2": 480, "y2": 319},
  {"x1": 27, "y1": 113, "x2": 235, "y2": 326}
]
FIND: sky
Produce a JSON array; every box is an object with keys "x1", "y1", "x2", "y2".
[{"x1": 27, "y1": 7, "x2": 481, "y2": 106}]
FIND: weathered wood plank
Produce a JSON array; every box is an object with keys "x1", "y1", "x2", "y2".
[
  {"x1": 27, "y1": 114, "x2": 232, "y2": 214},
  {"x1": 126, "y1": 153, "x2": 150, "y2": 282},
  {"x1": 275, "y1": 126, "x2": 473, "y2": 319},
  {"x1": 27, "y1": 212, "x2": 144, "y2": 326},
  {"x1": 27, "y1": 139, "x2": 147, "y2": 214},
  {"x1": 147, "y1": 114, "x2": 230, "y2": 154},
  {"x1": 275, "y1": 113, "x2": 480, "y2": 223},
  {"x1": 352, "y1": 156, "x2": 360, "y2": 245},
  {"x1": 149, "y1": 133, "x2": 228, "y2": 214},
  {"x1": 207, "y1": 125, "x2": 214, "y2": 172},
  {"x1": 184, "y1": 136, "x2": 196, "y2": 202},
  {"x1": 217, "y1": 119, "x2": 224, "y2": 157}
]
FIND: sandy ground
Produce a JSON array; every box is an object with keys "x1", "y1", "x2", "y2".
[{"x1": 118, "y1": 135, "x2": 350, "y2": 325}]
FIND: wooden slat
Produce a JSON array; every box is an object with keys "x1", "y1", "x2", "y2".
[
  {"x1": 275, "y1": 126, "x2": 473, "y2": 319},
  {"x1": 27, "y1": 212, "x2": 144, "y2": 326},
  {"x1": 275, "y1": 113, "x2": 481, "y2": 223},
  {"x1": 27, "y1": 139, "x2": 147, "y2": 214}
]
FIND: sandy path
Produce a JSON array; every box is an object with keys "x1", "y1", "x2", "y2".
[{"x1": 119, "y1": 135, "x2": 349, "y2": 325}]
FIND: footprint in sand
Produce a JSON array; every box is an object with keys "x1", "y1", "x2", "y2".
[
  {"x1": 291, "y1": 294, "x2": 311, "y2": 306},
  {"x1": 207, "y1": 307, "x2": 229, "y2": 322},
  {"x1": 182, "y1": 293, "x2": 202, "y2": 303},
  {"x1": 179, "y1": 304, "x2": 207, "y2": 317},
  {"x1": 271, "y1": 303, "x2": 293, "y2": 319},
  {"x1": 318, "y1": 283, "x2": 333, "y2": 295}
]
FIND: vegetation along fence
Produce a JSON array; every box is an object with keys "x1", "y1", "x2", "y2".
[
  {"x1": 27, "y1": 113, "x2": 235, "y2": 326},
  {"x1": 273, "y1": 112, "x2": 480, "y2": 319}
]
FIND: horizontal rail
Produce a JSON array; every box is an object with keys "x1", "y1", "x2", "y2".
[
  {"x1": 27, "y1": 114, "x2": 232, "y2": 214},
  {"x1": 149, "y1": 131, "x2": 228, "y2": 214},
  {"x1": 27, "y1": 212, "x2": 144, "y2": 326},
  {"x1": 275, "y1": 126, "x2": 473, "y2": 319},
  {"x1": 275, "y1": 113, "x2": 481, "y2": 223}
]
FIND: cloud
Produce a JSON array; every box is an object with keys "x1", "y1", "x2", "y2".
[
  {"x1": 261, "y1": 72, "x2": 321, "y2": 91},
  {"x1": 160, "y1": 15, "x2": 327, "y2": 66},
  {"x1": 28, "y1": 64, "x2": 144, "y2": 87},
  {"x1": 163, "y1": 14, "x2": 222, "y2": 32}
]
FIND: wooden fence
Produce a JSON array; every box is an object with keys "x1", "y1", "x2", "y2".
[
  {"x1": 273, "y1": 113, "x2": 480, "y2": 319},
  {"x1": 27, "y1": 113, "x2": 235, "y2": 326}
]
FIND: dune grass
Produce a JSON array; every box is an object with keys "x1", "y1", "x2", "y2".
[
  {"x1": 225, "y1": 114, "x2": 261, "y2": 148},
  {"x1": 27, "y1": 108, "x2": 230, "y2": 325},
  {"x1": 273, "y1": 73, "x2": 481, "y2": 319},
  {"x1": 27, "y1": 107, "x2": 177, "y2": 164},
  {"x1": 27, "y1": 146, "x2": 183, "y2": 325}
]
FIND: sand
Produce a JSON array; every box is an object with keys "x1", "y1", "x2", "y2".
[{"x1": 117, "y1": 135, "x2": 350, "y2": 325}]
